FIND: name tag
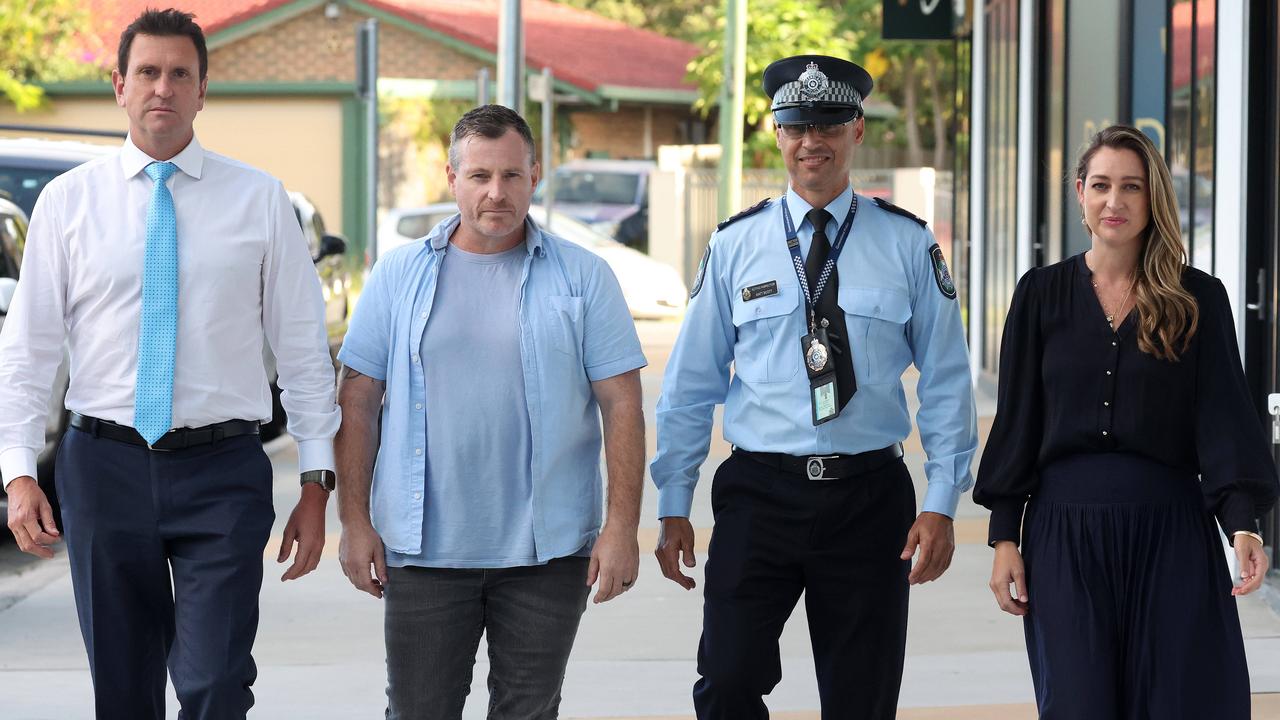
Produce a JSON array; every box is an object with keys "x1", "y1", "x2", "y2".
[{"x1": 741, "y1": 281, "x2": 779, "y2": 302}]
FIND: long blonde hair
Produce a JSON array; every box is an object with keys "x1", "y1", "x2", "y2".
[{"x1": 1075, "y1": 125, "x2": 1198, "y2": 360}]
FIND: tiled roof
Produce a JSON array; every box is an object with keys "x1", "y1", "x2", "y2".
[{"x1": 85, "y1": 0, "x2": 699, "y2": 94}]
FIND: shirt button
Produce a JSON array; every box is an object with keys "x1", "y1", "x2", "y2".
[
  {"x1": 1102, "y1": 430, "x2": 1109, "y2": 436},
  {"x1": 415, "y1": 403, "x2": 423, "y2": 410},
  {"x1": 1104, "y1": 401, "x2": 1110, "y2": 407},
  {"x1": 1106, "y1": 370, "x2": 1112, "y2": 375},
  {"x1": 1111, "y1": 341, "x2": 1117, "y2": 347},
  {"x1": 755, "y1": 307, "x2": 762, "y2": 316},
  {"x1": 412, "y1": 492, "x2": 422, "y2": 500},
  {"x1": 414, "y1": 448, "x2": 423, "y2": 456},
  {"x1": 412, "y1": 354, "x2": 420, "y2": 363}
]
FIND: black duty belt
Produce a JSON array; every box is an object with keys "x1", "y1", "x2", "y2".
[
  {"x1": 735, "y1": 443, "x2": 904, "y2": 481},
  {"x1": 70, "y1": 412, "x2": 259, "y2": 451}
]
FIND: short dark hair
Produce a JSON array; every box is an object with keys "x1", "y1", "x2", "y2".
[
  {"x1": 448, "y1": 105, "x2": 537, "y2": 168},
  {"x1": 118, "y1": 8, "x2": 208, "y2": 80}
]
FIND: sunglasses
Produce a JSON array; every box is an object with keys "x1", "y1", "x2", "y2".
[{"x1": 776, "y1": 120, "x2": 857, "y2": 139}]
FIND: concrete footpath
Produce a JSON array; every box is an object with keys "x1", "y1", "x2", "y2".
[{"x1": 0, "y1": 320, "x2": 1278, "y2": 718}]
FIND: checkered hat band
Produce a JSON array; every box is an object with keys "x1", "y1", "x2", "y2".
[{"x1": 771, "y1": 81, "x2": 863, "y2": 110}]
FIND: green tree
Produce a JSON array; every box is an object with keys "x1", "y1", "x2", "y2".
[{"x1": 0, "y1": 0, "x2": 106, "y2": 111}]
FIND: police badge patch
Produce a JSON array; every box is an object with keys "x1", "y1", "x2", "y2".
[
  {"x1": 690, "y1": 245, "x2": 711, "y2": 299},
  {"x1": 929, "y1": 243, "x2": 957, "y2": 299}
]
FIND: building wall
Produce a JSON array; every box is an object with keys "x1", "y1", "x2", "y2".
[
  {"x1": 568, "y1": 105, "x2": 699, "y2": 160},
  {"x1": 0, "y1": 95, "x2": 345, "y2": 231},
  {"x1": 210, "y1": 6, "x2": 487, "y2": 83}
]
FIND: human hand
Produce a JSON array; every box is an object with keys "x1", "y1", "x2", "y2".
[
  {"x1": 588, "y1": 522, "x2": 640, "y2": 603},
  {"x1": 900, "y1": 511, "x2": 955, "y2": 584},
  {"x1": 988, "y1": 541, "x2": 1029, "y2": 616},
  {"x1": 654, "y1": 516, "x2": 696, "y2": 590},
  {"x1": 5, "y1": 476, "x2": 60, "y2": 559},
  {"x1": 338, "y1": 518, "x2": 388, "y2": 598},
  {"x1": 277, "y1": 483, "x2": 328, "y2": 581},
  {"x1": 1232, "y1": 534, "x2": 1269, "y2": 597}
]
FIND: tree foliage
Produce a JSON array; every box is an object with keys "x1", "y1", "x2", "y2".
[{"x1": 0, "y1": 0, "x2": 108, "y2": 111}]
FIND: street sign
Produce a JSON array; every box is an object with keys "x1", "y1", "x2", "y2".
[{"x1": 882, "y1": 0, "x2": 954, "y2": 40}]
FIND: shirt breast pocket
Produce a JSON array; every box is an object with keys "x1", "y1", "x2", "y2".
[
  {"x1": 838, "y1": 286, "x2": 913, "y2": 384},
  {"x1": 731, "y1": 285, "x2": 800, "y2": 383},
  {"x1": 546, "y1": 295, "x2": 585, "y2": 356}
]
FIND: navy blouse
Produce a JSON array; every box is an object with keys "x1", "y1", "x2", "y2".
[{"x1": 974, "y1": 253, "x2": 1280, "y2": 546}]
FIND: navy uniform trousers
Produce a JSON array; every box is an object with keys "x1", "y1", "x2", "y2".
[
  {"x1": 694, "y1": 450, "x2": 916, "y2": 720},
  {"x1": 54, "y1": 426, "x2": 275, "y2": 720},
  {"x1": 1022, "y1": 453, "x2": 1251, "y2": 719}
]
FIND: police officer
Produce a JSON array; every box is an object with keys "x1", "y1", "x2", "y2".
[{"x1": 650, "y1": 55, "x2": 978, "y2": 719}]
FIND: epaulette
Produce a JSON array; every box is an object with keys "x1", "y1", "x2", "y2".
[
  {"x1": 873, "y1": 197, "x2": 927, "y2": 228},
  {"x1": 717, "y1": 197, "x2": 771, "y2": 231}
]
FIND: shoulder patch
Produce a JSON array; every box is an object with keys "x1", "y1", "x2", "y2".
[
  {"x1": 689, "y1": 244, "x2": 711, "y2": 299},
  {"x1": 874, "y1": 197, "x2": 927, "y2": 228},
  {"x1": 929, "y1": 243, "x2": 957, "y2": 299},
  {"x1": 717, "y1": 197, "x2": 771, "y2": 231}
]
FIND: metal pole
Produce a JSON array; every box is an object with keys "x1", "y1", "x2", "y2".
[
  {"x1": 498, "y1": 0, "x2": 524, "y2": 110},
  {"x1": 717, "y1": 0, "x2": 747, "y2": 220},
  {"x1": 541, "y1": 67, "x2": 555, "y2": 230},
  {"x1": 360, "y1": 19, "x2": 380, "y2": 264},
  {"x1": 477, "y1": 67, "x2": 491, "y2": 106}
]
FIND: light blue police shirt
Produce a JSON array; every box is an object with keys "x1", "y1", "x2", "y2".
[
  {"x1": 650, "y1": 185, "x2": 978, "y2": 519},
  {"x1": 339, "y1": 214, "x2": 647, "y2": 562}
]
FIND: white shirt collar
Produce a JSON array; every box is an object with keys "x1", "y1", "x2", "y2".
[{"x1": 119, "y1": 134, "x2": 205, "y2": 181}]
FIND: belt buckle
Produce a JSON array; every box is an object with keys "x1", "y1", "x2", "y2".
[{"x1": 805, "y1": 455, "x2": 839, "y2": 481}]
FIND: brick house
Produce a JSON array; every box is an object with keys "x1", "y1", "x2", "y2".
[{"x1": 0, "y1": 0, "x2": 707, "y2": 248}]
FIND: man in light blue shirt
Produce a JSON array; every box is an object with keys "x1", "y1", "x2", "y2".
[
  {"x1": 650, "y1": 56, "x2": 978, "y2": 719},
  {"x1": 335, "y1": 105, "x2": 646, "y2": 719}
]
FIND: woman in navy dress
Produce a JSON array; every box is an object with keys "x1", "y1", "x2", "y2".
[{"x1": 974, "y1": 125, "x2": 1278, "y2": 718}]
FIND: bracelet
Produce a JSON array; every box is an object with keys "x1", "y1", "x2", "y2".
[{"x1": 1232, "y1": 530, "x2": 1265, "y2": 546}]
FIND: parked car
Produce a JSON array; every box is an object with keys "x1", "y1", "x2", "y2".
[
  {"x1": 0, "y1": 137, "x2": 349, "y2": 494},
  {"x1": 532, "y1": 159, "x2": 655, "y2": 251},
  {"x1": 379, "y1": 203, "x2": 687, "y2": 320}
]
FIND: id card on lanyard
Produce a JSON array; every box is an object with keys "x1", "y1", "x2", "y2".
[{"x1": 781, "y1": 196, "x2": 857, "y2": 425}]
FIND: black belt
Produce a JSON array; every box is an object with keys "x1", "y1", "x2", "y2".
[
  {"x1": 734, "y1": 443, "x2": 904, "y2": 481},
  {"x1": 70, "y1": 412, "x2": 259, "y2": 451}
]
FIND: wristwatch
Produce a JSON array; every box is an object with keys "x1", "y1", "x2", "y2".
[{"x1": 300, "y1": 469, "x2": 336, "y2": 492}]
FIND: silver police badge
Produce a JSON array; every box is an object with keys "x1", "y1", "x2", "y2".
[
  {"x1": 806, "y1": 337, "x2": 829, "y2": 372},
  {"x1": 798, "y1": 62, "x2": 830, "y2": 100}
]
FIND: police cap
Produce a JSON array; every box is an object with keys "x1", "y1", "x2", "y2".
[{"x1": 763, "y1": 55, "x2": 873, "y2": 126}]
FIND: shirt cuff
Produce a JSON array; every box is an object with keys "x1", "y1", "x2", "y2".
[
  {"x1": 987, "y1": 499, "x2": 1026, "y2": 547},
  {"x1": 295, "y1": 438, "x2": 335, "y2": 474},
  {"x1": 1217, "y1": 492, "x2": 1261, "y2": 537},
  {"x1": 585, "y1": 354, "x2": 647, "y2": 383},
  {"x1": 921, "y1": 481, "x2": 961, "y2": 519},
  {"x1": 657, "y1": 483, "x2": 694, "y2": 519},
  {"x1": 1, "y1": 446, "x2": 39, "y2": 489}
]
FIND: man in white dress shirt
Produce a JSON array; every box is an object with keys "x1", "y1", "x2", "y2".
[{"x1": 0, "y1": 9, "x2": 339, "y2": 720}]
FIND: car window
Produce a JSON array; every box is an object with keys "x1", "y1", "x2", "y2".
[
  {"x1": 397, "y1": 213, "x2": 453, "y2": 240},
  {"x1": 0, "y1": 165, "x2": 66, "y2": 216},
  {"x1": 542, "y1": 171, "x2": 640, "y2": 205},
  {"x1": 531, "y1": 209, "x2": 615, "y2": 250},
  {"x1": 0, "y1": 212, "x2": 25, "y2": 279}
]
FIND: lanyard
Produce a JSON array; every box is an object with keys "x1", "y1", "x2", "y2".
[{"x1": 781, "y1": 195, "x2": 858, "y2": 332}]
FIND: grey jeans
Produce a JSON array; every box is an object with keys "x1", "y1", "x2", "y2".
[{"x1": 384, "y1": 556, "x2": 591, "y2": 720}]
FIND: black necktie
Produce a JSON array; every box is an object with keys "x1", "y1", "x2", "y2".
[{"x1": 804, "y1": 207, "x2": 856, "y2": 408}]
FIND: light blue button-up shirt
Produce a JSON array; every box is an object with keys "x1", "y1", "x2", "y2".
[
  {"x1": 339, "y1": 215, "x2": 647, "y2": 562},
  {"x1": 650, "y1": 186, "x2": 977, "y2": 519}
]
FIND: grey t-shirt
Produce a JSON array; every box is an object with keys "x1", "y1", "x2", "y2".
[{"x1": 387, "y1": 242, "x2": 537, "y2": 568}]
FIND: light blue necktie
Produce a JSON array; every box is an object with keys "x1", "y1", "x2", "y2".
[{"x1": 134, "y1": 161, "x2": 178, "y2": 445}]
